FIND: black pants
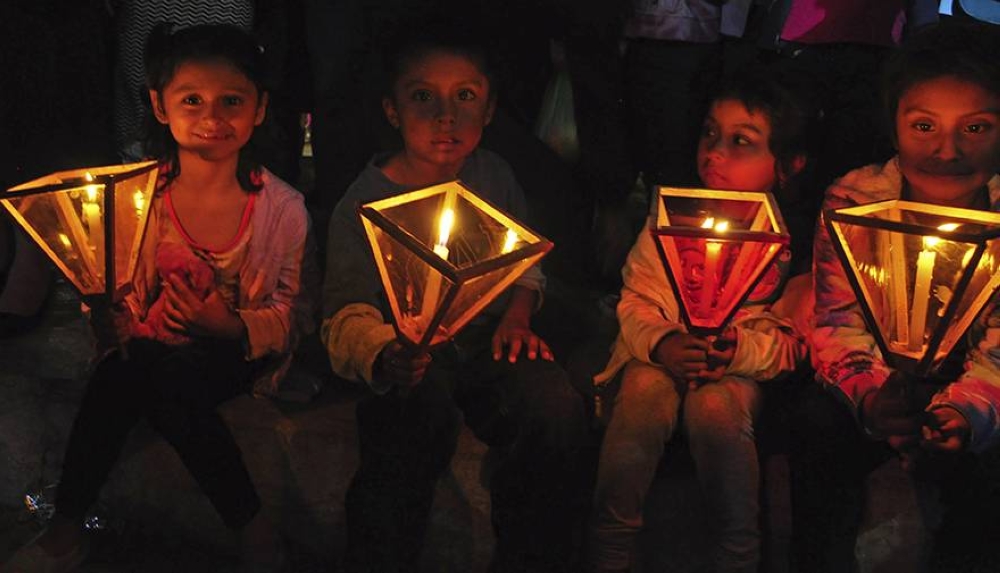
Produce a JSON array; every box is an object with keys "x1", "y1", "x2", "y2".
[
  {"x1": 344, "y1": 324, "x2": 590, "y2": 573},
  {"x1": 788, "y1": 381, "x2": 1000, "y2": 573},
  {"x1": 55, "y1": 337, "x2": 260, "y2": 529}
]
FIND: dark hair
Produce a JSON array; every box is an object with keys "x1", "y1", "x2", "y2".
[
  {"x1": 708, "y1": 68, "x2": 816, "y2": 195},
  {"x1": 380, "y1": 14, "x2": 498, "y2": 102},
  {"x1": 143, "y1": 23, "x2": 268, "y2": 192},
  {"x1": 882, "y1": 21, "x2": 1000, "y2": 146}
]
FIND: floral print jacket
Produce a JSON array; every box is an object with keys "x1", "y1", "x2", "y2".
[{"x1": 812, "y1": 157, "x2": 1000, "y2": 452}]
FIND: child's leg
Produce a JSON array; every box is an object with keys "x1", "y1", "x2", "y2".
[
  {"x1": 787, "y1": 381, "x2": 892, "y2": 573},
  {"x1": 587, "y1": 360, "x2": 681, "y2": 573},
  {"x1": 344, "y1": 373, "x2": 461, "y2": 573},
  {"x1": 455, "y1": 345, "x2": 589, "y2": 572},
  {"x1": 141, "y1": 339, "x2": 259, "y2": 530},
  {"x1": 683, "y1": 376, "x2": 763, "y2": 573},
  {"x1": 55, "y1": 345, "x2": 152, "y2": 523}
]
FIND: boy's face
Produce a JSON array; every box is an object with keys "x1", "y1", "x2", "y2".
[
  {"x1": 150, "y1": 59, "x2": 267, "y2": 162},
  {"x1": 383, "y1": 50, "x2": 495, "y2": 178},
  {"x1": 698, "y1": 99, "x2": 779, "y2": 193},
  {"x1": 896, "y1": 76, "x2": 1000, "y2": 206}
]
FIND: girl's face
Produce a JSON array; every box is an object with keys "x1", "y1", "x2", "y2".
[
  {"x1": 896, "y1": 76, "x2": 1000, "y2": 207},
  {"x1": 150, "y1": 59, "x2": 267, "y2": 162},
  {"x1": 383, "y1": 50, "x2": 495, "y2": 179},
  {"x1": 697, "y1": 99, "x2": 779, "y2": 192}
]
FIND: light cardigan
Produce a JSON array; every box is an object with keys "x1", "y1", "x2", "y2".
[
  {"x1": 123, "y1": 167, "x2": 318, "y2": 396},
  {"x1": 812, "y1": 157, "x2": 1000, "y2": 452},
  {"x1": 594, "y1": 215, "x2": 809, "y2": 386}
]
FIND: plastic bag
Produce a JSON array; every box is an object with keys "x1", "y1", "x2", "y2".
[{"x1": 534, "y1": 68, "x2": 580, "y2": 163}]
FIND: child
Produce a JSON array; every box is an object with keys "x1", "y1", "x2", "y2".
[
  {"x1": 586, "y1": 71, "x2": 814, "y2": 573},
  {"x1": 320, "y1": 18, "x2": 588, "y2": 573},
  {"x1": 1, "y1": 23, "x2": 316, "y2": 573},
  {"x1": 791, "y1": 21, "x2": 1000, "y2": 573}
]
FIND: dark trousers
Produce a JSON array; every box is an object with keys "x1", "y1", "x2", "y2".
[
  {"x1": 625, "y1": 38, "x2": 724, "y2": 190},
  {"x1": 344, "y1": 324, "x2": 590, "y2": 573},
  {"x1": 788, "y1": 382, "x2": 1000, "y2": 573},
  {"x1": 55, "y1": 338, "x2": 260, "y2": 529}
]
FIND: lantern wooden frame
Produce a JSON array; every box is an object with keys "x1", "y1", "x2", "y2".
[
  {"x1": 359, "y1": 180, "x2": 552, "y2": 352},
  {"x1": 826, "y1": 199, "x2": 1000, "y2": 377},
  {"x1": 650, "y1": 186, "x2": 789, "y2": 336}
]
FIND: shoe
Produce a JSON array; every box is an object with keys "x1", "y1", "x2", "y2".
[{"x1": 0, "y1": 532, "x2": 87, "y2": 573}]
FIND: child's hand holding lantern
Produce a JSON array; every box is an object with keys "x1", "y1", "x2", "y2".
[
  {"x1": 654, "y1": 328, "x2": 736, "y2": 390},
  {"x1": 376, "y1": 340, "x2": 432, "y2": 392},
  {"x1": 860, "y1": 371, "x2": 925, "y2": 452},
  {"x1": 89, "y1": 299, "x2": 133, "y2": 356},
  {"x1": 920, "y1": 406, "x2": 971, "y2": 454}
]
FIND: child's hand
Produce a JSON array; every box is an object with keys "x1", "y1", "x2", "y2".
[
  {"x1": 162, "y1": 274, "x2": 245, "y2": 339},
  {"x1": 491, "y1": 315, "x2": 554, "y2": 363},
  {"x1": 694, "y1": 329, "x2": 737, "y2": 388},
  {"x1": 859, "y1": 372, "x2": 923, "y2": 450},
  {"x1": 375, "y1": 340, "x2": 432, "y2": 391},
  {"x1": 89, "y1": 300, "x2": 133, "y2": 354},
  {"x1": 920, "y1": 406, "x2": 970, "y2": 454},
  {"x1": 653, "y1": 332, "x2": 710, "y2": 385}
]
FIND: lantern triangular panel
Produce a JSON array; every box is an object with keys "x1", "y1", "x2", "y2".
[
  {"x1": 2, "y1": 161, "x2": 158, "y2": 300},
  {"x1": 359, "y1": 180, "x2": 553, "y2": 351},
  {"x1": 826, "y1": 200, "x2": 1000, "y2": 376},
  {"x1": 651, "y1": 187, "x2": 789, "y2": 335}
]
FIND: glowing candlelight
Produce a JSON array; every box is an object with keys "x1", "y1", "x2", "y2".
[
  {"x1": 700, "y1": 217, "x2": 728, "y2": 317},
  {"x1": 908, "y1": 223, "x2": 958, "y2": 352},
  {"x1": 420, "y1": 208, "x2": 455, "y2": 325},
  {"x1": 133, "y1": 188, "x2": 146, "y2": 217},
  {"x1": 82, "y1": 182, "x2": 104, "y2": 275},
  {"x1": 501, "y1": 229, "x2": 518, "y2": 254}
]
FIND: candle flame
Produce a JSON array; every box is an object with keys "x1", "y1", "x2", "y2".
[
  {"x1": 437, "y1": 208, "x2": 454, "y2": 248},
  {"x1": 701, "y1": 217, "x2": 729, "y2": 233},
  {"x1": 133, "y1": 189, "x2": 145, "y2": 213},
  {"x1": 923, "y1": 222, "x2": 959, "y2": 249},
  {"x1": 58, "y1": 233, "x2": 71, "y2": 248},
  {"x1": 501, "y1": 229, "x2": 518, "y2": 254},
  {"x1": 85, "y1": 185, "x2": 100, "y2": 203}
]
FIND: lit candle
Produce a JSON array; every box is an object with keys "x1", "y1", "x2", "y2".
[
  {"x1": 699, "y1": 218, "x2": 728, "y2": 317},
  {"x1": 133, "y1": 188, "x2": 146, "y2": 218},
  {"x1": 908, "y1": 223, "x2": 957, "y2": 352},
  {"x1": 420, "y1": 207, "x2": 454, "y2": 328},
  {"x1": 501, "y1": 229, "x2": 518, "y2": 254},
  {"x1": 82, "y1": 183, "x2": 104, "y2": 275}
]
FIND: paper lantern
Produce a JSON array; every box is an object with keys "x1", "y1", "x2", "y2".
[
  {"x1": 650, "y1": 187, "x2": 789, "y2": 336},
  {"x1": 826, "y1": 199, "x2": 1000, "y2": 377},
  {"x1": 1, "y1": 161, "x2": 158, "y2": 303},
  {"x1": 359, "y1": 180, "x2": 552, "y2": 351}
]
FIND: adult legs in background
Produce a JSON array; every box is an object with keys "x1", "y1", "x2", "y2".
[
  {"x1": 684, "y1": 376, "x2": 763, "y2": 573},
  {"x1": 587, "y1": 360, "x2": 682, "y2": 573},
  {"x1": 625, "y1": 39, "x2": 723, "y2": 190}
]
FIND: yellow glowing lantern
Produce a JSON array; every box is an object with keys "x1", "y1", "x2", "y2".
[
  {"x1": 359, "y1": 180, "x2": 552, "y2": 351},
  {"x1": 826, "y1": 200, "x2": 1000, "y2": 377},
  {"x1": 650, "y1": 187, "x2": 789, "y2": 336},
  {"x1": 1, "y1": 161, "x2": 159, "y2": 304}
]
